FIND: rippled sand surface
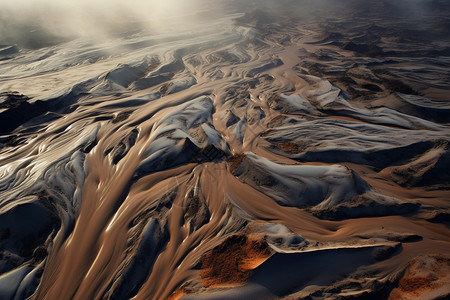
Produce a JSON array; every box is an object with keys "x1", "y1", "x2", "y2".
[{"x1": 0, "y1": 1, "x2": 449, "y2": 299}]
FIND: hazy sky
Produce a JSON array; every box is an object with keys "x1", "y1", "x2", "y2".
[
  {"x1": 0, "y1": 0, "x2": 441, "y2": 48},
  {"x1": 0, "y1": 0, "x2": 213, "y2": 44}
]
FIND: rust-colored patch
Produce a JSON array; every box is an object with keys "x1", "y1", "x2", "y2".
[
  {"x1": 200, "y1": 234, "x2": 272, "y2": 288},
  {"x1": 167, "y1": 288, "x2": 184, "y2": 300},
  {"x1": 398, "y1": 276, "x2": 436, "y2": 292},
  {"x1": 388, "y1": 255, "x2": 450, "y2": 300},
  {"x1": 275, "y1": 142, "x2": 301, "y2": 153},
  {"x1": 389, "y1": 276, "x2": 438, "y2": 300},
  {"x1": 226, "y1": 154, "x2": 246, "y2": 171}
]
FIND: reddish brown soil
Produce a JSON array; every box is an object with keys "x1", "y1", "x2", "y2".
[
  {"x1": 167, "y1": 288, "x2": 184, "y2": 300},
  {"x1": 398, "y1": 276, "x2": 436, "y2": 293},
  {"x1": 200, "y1": 234, "x2": 272, "y2": 288},
  {"x1": 275, "y1": 142, "x2": 302, "y2": 153},
  {"x1": 226, "y1": 154, "x2": 246, "y2": 172},
  {"x1": 389, "y1": 255, "x2": 450, "y2": 300}
]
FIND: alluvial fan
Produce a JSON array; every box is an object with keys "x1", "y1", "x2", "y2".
[{"x1": 0, "y1": 0, "x2": 449, "y2": 299}]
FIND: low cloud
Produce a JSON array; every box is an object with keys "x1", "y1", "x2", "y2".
[{"x1": 0, "y1": 0, "x2": 213, "y2": 48}]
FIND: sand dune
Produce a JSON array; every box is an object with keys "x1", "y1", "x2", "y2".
[{"x1": 0, "y1": 0, "x2": 449, "y2": 299}]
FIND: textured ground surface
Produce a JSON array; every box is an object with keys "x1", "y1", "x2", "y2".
[{"x1": 0, "y1": 0, "x2": 449, "y2": 299}]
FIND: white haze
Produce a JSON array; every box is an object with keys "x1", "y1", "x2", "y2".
[
  {"x1": 0, "y1": 0, "x2": 439, "y2": 48},
  {"x1": 0, "y1": 0, "x2": 219, "y2": 47}
]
